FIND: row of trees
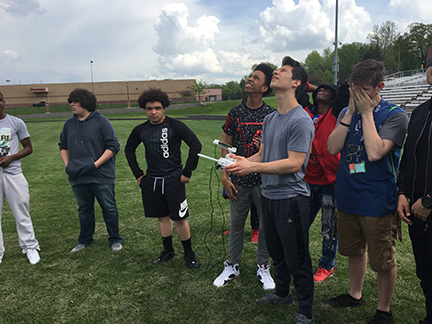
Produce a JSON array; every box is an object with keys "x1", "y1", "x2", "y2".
[
  {"x1": 180, "y1": 79, "x2": 249, "y2": 101},
  {"x1": 182, "y1": 22, "x2": 432, "y2": 102},
  {"x1": 305, "y1": 22, "x2": 432, "y2": 85},
  {"x1": 179, "y1": 80, "x2": 209, "y2": 102}
]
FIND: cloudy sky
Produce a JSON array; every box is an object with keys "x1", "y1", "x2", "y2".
[{"x1": 0, "y1": 0, "x2": 430, "y2": 86}]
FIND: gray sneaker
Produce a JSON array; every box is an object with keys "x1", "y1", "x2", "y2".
[
  {"x1": 112, "y1": 243, "x2": 122, "y2": 251},
  {"x1": 70, "y1": 244, "x2": 86, "y2": 253},
  {"x1": 257, "y1": 290, "x2": 295, "y2": 305},
  {"x1": 295, "y1": 313, "x2": 315, "y2": 324}
]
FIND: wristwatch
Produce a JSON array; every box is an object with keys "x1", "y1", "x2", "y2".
[{"x1": 421, "y1": 195, "x2": 432, "y2": 209}]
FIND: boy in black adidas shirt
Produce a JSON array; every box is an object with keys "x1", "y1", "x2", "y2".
[{"x1": 125, "y1": 88, "x2": 202, "y2": 269}]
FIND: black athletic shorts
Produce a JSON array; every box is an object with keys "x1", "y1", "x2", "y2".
[{"x1": 140, "y1": 175, "x2": 189, "y2": 221}]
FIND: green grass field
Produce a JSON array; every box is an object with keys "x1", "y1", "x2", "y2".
[{"x1": 0, "y1": 103, "x2": 425, "y2": 324}]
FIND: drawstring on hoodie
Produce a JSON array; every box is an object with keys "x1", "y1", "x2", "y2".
[{"x1": 74, "y1": 118, "x2": 86, "y2": 144}]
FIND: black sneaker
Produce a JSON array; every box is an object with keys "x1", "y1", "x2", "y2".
[
  {"x1": 366, "y1": 310, "x2": 393, "y2": 324},
  {"x1": 152, "y1": 250, "x2": 175, "y2": 265},
  {"x1": 185, "y1": 252, "x2": 200, "y2": 269},
  {"x1": 419, "y1": 318, "x2": 432, "y2": 324},
  {"x1": 325, "y1": 293, "x2": 365, "y2": 308},
  {"x1": 419, "y1": 319, "x2": 432, "y2": 324},
  {"x1": 256, "y1": 290, "x2": 295, "y2": 305}
]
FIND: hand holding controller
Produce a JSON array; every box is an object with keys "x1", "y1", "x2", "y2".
[
  {"x1": 197, "y1": 153, "x2": 237, "y2": 170},
  {"x1": 197, "y1": 140, "x2": 237, "y2": 170},
  {"x1": 216, "y1": 155, "x2": 236, "y2": 168}
]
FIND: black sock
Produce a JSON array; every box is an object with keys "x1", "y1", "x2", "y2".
[
  {"x1": 275, "y1": 289, "x2": 289, "y2": 299},
  {"x1": 162, "y1": 235, "x2": 174, "y2": 252},
  {"x1": 181, "y1": 237, "x2": 193, "y2": 255},
  {"x1": 376, "y1": 309, "x2": 392, "y2": 317},
  {"x1": 349, "y1": 294, "x2": 362, "y2": 301}
]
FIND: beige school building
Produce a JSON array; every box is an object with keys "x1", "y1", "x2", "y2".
[{"x1": 0, "y1": 79, "x2": 222, "y2": 108}]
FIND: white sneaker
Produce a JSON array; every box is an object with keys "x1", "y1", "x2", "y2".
[
  {"x1": 213, "y1": 262, "x2": 240, "y2": 287},
  {"x1": 26, "y1": 249, "x2": 40, "y2": 264},
  {"x1": 70, "y1": 244, "x2": 86, "y2": 253},
  {"x1": 257, "y1": 263, "x2": 275, "y2": 291},
  {"x1": 111, "y1": 243, "x2": 122, "y2": 251}
]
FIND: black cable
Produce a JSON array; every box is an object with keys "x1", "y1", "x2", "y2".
[{"x1": 203, "y1": 148, "x2": 228, "y2": 274}]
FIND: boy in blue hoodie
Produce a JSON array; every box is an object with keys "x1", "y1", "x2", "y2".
[{"x1": 59, "y1": 89, "x2": 123, "y2": 253}]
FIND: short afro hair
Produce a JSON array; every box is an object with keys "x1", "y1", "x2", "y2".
[
  {"x1": 254, "y1": 63, "x2": 274, "y2": 96},
  {"x1": 138, "y1": 88, "x2": 170, "y2": 109},
  {"x1": 68, "y1": 89, "x2": 97, "y2": 112}
]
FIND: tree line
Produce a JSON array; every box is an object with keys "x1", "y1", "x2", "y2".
[
  {"x1": 306, "y1": 22, "x2": 432, "y2": 86},
  {"x1": 182, "y1": 22, "x2": 432, "y2": 101}
]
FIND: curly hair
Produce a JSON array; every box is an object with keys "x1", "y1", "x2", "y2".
[
  {"x1": 138, "y1": 88, "x2": 170, "y2": 109},
  {"x1": 67, "y1": 89, "x2": 97, "y2": 112}
]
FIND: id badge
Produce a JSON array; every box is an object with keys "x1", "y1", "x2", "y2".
[{"x1": 349, "y1": 161, "x2": 366, "y2": 174}]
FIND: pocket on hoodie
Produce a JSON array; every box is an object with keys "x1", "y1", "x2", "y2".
[{"x1": 66, "y1": 158, "x2": 97, "y2": 180}]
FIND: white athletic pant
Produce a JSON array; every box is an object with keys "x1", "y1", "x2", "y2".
[{"x1": 0, "y1": 172, "x2": 39, "y2": 258}]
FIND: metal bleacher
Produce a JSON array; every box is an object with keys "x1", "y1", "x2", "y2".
[{"x1": 381, "y1": 69, "x2": 431, "y2": 116}]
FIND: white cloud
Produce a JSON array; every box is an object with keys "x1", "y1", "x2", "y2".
[
  {"x1": 0, "y1": 0, "x2": 428, "y2": 86},
  {"x1": 259, "y1": 0, "x2": 334, "y2": 52},
  {"x1": 0, "y1": 0, "x2": 43, "y2": 16},
  {"x1": 324, "y1": 0, "x2": 371, "y2": 44},
  {"x1": 258, "y1": 0, "x2": 371, "y2": 53},
  {"x1": 4, "y1": 50, "x2": 19, "y2": 61},
  {"x1": 153, "y1": 3, "x2": 221, "y2": 75},
  {"x1": 158, "y1": 48, "x2": 222, "y2": 74},
  {"x1": 218, "y1": 49, "x2": 253, "y2": 74},
  {"x1": 389, "y1": 0, "x2": 432, "y2": 27}
]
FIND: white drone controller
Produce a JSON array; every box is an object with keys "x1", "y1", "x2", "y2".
[{"x1": 198, "y1": 140, "x2": 237, "y2": 170}]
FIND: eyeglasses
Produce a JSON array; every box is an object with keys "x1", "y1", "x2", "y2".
[{"x1": 428, "y1": 58, "x2": 432, "y2": 68}]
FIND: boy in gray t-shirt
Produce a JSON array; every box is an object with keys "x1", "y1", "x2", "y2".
[
  {"x1": 0, "y1": 92, "x2": 40, "y2": 265},
  {"x1": 261, "y1": 107, "x2": 313, "y2": 199},
  {"x1": 226, "y1": 56, "x2": 316, "y2": 324}
]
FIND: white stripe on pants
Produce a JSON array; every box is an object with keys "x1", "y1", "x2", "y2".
[{"x1": 0, "y1": 172, "x2": 39, "y2": 258}]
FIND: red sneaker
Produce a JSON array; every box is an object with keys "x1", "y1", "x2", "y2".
[
  {"x1": 250, "y1": 229, "x2": 259, "y2": 243},
  {"x1": 313, "y1": 267, "x2": 334, "y2": 282},
  {"x1": 223, "y1": 229, "x2": 231, "y2": 235}
]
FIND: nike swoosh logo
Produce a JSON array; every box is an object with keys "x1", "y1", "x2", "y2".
[{"x1": 179, "y1": 206, "x2": 188, "y2": 218}]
